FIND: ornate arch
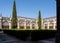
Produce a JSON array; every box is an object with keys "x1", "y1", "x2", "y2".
[
  {"x1": 2, "y1": 20, "x2": 9, "y2": 28},
  {"x1": 32, "y1": 21, "x2": 36, "y2": 29},
  {"x1": 19, "y1": 19, "x2": 24, "y2": 29},
  {"x1": 26, "y1": 20, "x2": 30, "y2": 29}
]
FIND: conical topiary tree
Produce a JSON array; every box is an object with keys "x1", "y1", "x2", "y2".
[
  {"x1": 37, "y1": 10, "x2": 41, "y2": 30},
  {"x1": 11, "y1": 0, "x2": 17, "y2": 28}
]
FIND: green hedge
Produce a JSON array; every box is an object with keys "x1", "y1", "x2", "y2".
[
  {"x1": 0, "y1": 29, "x2": 2, "y2": 31},
  {"x1": 31, "y1": 30, "x2": 56, "y2": 41},
  {"x1": 3, "y1": 29, "x2": 56, "y2": 41},
  {"x1": 3, "y1": 30, "x2": 31, "y2": 41}
]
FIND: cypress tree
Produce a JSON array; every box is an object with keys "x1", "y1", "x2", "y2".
[
  {"x1": 11, "y1": 0, "x2": 17, "y2": 28},
  {"x1": 38, "y1": 10, "x2": 41, "y2": 29}
]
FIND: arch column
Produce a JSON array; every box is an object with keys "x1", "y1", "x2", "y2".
[
  {"x1": 41, "y1": 18, "x2": 44, "y2": 29},
  {"x1": 53, "y1": 21, "x2": 56, "y2": 30},
  {"x1": 30, "y1": 20, "x2": 32, "y2": 29},
  {"x1": 24, "y1": 19, "x2": 26, "y2": 29},
  {"x1": 17, "y1": 19, "x2": 20, "y2": 29},
  {"x1": 47, "y1": 20, "x2": 49, "y2": 29},
  {"x1": 0, "y1": 17, "x2": 2, "y2": 29},
  {"x1": 9, "y1": 21, "x2": 11, "y2": 29},
  {"x1": 35, "y1": 20, "x2": 38, "y2": 29},
  {"x1": 9, "y1": 18, "x2": 11, "y2": 29}
]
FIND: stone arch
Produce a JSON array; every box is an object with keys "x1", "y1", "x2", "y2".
[
  {"x1": 26, "y1": 20, "x2": 30, "y2": 29},
  {"x1": 32, "y1": 21, "x2": 36, "y2": 29},
  {"x1": 2, "y1": 20, "x2": 9, "y2": 28},
  {"x1": 49, "y1": 22, "x2": 54, "y2": 29},
  {"x1": 19, "y1": 19, "x2": 24, "y2": 29}
]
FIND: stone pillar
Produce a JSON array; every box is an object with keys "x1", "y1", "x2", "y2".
[
  {"x1": 53, "y1": 21, "x2": 56, "y2": 30},
  {"x1": 41, "y1": 19, "x2": 44, "y2": 29},
  {"x1": 9, "y1": 21, "x2": 11, "y2": 29},
  {"x1": 17, "y1": 19, "x2": 20, "y2": 29},
  {"x1": 35, "y1": 20, "x2": 38, "y2": 29},
  {"x1": 24, "y1": 19, "x2": 26, "y2": 29},
  {"x1": 42, "y1": 21, "x2": 45, "y2": 29},
  {"x1": 47, "y1": 20, "x2": 49, "y2": 29},
  {"x1": 9, "y1": 18, "x2": 11, "y2": 29},
  {"x1": 30, "y1": 20, "x2": 32, "y2": 29},
  {"x1": 44, "y1": 24, "x2": 45, "y2": 29},
  {"x1": 0, "y1": 17, "x2": 2, "y2": 29}
]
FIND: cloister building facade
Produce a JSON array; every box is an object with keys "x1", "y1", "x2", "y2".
[{"x1": 0, "y1": 15, "x2": 57, "y2": 30}]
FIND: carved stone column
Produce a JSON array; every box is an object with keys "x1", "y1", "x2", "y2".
[
  {"x1": 9, "y1": 21, "x2": 11, "y2": 29},
  {"x1": 53, "y1": 21, "x2": 56, "y2": 30},
  {"x1": 41, "y1": 18, "x2": 44, "y2": 29},
  {"x1": 47, "y1": 20, "x2": 49, "y2": 29},
  {"x1": 30, "y1": 20, "x2": 32, "y2": 29},
  {"x1": 0, "y1": 17, "x2": 2, "y2": 29},
  {"x1": 24, "y1": 19, "x2": 26, "y2": 29},
  {"x1": 35, "y1": 20, "x2": 38, "y2": 29},
  {"x1": 9, "y1": 18, "x2": 11, "y2": 29},
  {"x1": 17, "y1": 19, "x2": 20, "y2": 29}
]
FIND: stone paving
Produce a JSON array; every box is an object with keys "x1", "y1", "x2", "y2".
[{"x1": 0, "y1": 31, "x2": 55, "y2": 43}]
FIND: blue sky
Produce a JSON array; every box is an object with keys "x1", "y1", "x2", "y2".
[{"x1": 0, "y1": 0, "x2": 56, "y2": 18}]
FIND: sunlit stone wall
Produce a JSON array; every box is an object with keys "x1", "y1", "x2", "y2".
[{"x1": 0, "y1": 16, "x2": 57, "y2": 30}]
